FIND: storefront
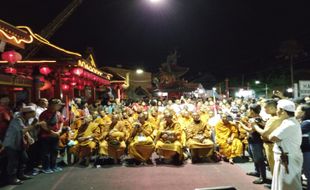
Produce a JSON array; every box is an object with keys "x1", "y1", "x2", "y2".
[{"x1": 0, "y1": 20, "x2": 111, "y2": 105}]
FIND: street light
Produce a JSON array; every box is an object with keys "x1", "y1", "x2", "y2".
[
  {"x1": 136, "y1": 69, "x2": 144, "y2": 74},
  {"x1": 287, "y1": 88, "x2": 293, "y2": 93},
  {"x1": 255, "y1": 80, "x2": 268, "y2": 98}
]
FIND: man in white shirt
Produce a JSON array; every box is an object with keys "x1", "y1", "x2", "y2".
[
  {"x1": 36, "y1": 98, "x2": 48, "y2": 119},
  {"x1": 269, "y1": 99, "x2": 303, "y2": 190}
]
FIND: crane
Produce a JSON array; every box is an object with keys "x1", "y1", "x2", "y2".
[{"x1": 23, "y1": 0, "x2": 84, "y2": 59}]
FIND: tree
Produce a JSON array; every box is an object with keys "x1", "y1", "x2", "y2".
[{"x1": 277, "y1": 40, "x2": 306, "y2": 90}]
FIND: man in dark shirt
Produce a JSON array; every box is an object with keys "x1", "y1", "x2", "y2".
[{"x1": 239, "y1": 104, "x2": 267, "y2": 184}]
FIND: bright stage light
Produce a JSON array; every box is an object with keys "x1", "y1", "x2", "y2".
[{"x1": 150, "y1": 0, "x2": 162, "y2": 4}]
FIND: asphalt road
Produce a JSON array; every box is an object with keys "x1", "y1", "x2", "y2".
[{"x1": 0, "y1": 161, "x2": 269, "y2": 190}]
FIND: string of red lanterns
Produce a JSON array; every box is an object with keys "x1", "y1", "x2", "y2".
[
  {"x1": 4, "y1": 67, "x2": 17, "y2": 75},
  {"x1": 59, "y1": 67, "x2": 109, "y2": 91}
]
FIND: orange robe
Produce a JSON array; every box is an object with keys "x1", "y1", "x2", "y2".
[
  {"x1": 128, "y1": 122, "x2": 155, "y2": 161},
  {"x1": 155, "y1": 121, "x2": 183, "y2": 160},
  {"x1": 215, "y1": 121, "x2": 243, "y2": 159}
]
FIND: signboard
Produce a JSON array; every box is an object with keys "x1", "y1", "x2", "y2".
[{"x1": 299, "y1": 80, "x2": 310, "y2": 97}]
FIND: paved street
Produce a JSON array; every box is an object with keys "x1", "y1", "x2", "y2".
[{"x1": 0, "y1": 161, "x2": 269, "y2": 190}]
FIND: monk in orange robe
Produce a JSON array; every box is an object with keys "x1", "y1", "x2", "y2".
[{"x1": 155, "y1": 110, "x2": 183, "y2": 165}]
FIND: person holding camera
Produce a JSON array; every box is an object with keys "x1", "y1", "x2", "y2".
[{"x1": 239, "y1": 104, "x2": 267, "y2": 184}]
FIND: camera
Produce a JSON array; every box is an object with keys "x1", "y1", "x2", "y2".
[{"x1": 254, "y1": 118, "x2": 263, "y2": 123}]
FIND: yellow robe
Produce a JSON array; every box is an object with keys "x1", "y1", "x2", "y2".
[
  {"x1": 100, "y1": 121, "x2": 127, "y2": 159},
  {"x1": 262, "y1": 116, "x2": 283, "y2": 175},
  {"x1": 215, "y1": 121, "x2": 243, "y2": 159},
  {"x1": 186, "y1": 121, "x2": 214, "y2": 149},
  {"x1": 148, "y1": 115, "x2": 161, "y2": 139},
  {"x1": 200, "y1": 113, "x2": 210, "y2": 124},
  {"x1": 178, "y1": 117, "x2": 192, "y2": 146},
  {"x1": 97, "y1": 123, "x2": 111, "y2": 156},
  {"x1": 70, "y1": 122, "x2": 100, "y2": 158},
  {"x1": 155, "y1": 121, "x2": 183, "y2": 159},
  {"x1": 121, "y1": 119, "x2": 133, "y2": 141},
  {"x1": 128, "y1": 122, "x2": 155, "y2": 161},
  {"x1": 94, "y1": 115, "x2": 112, "y2": 127},
  {"x1": 186, "y1": 121, "x2": 214, "y2": 160}
]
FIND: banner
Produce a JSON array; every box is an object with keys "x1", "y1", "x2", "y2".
[{"x1": 299, "y1": 80, "x2": 310, "y2": 97}]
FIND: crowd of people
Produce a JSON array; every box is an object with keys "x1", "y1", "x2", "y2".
[{"x1": 0, "y1": 92, "x2": 309, "y2": 190}]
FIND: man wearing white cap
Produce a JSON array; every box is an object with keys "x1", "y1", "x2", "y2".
[{"x1": 269, "y1": 99, "x2": 303, "y2": 190}]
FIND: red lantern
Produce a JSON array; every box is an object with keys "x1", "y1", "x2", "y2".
[
  {"x1": 62, "y1": 77, "x2": 70, "y2": 82},
  {"x1": 70, "y1": 81, "x2": 77, "y2": 86},
  {"x1": 4, "y1": 67, "x2": 17, "y2": 74},
  {"x1": 61, "y1": 84, "x2": 70, "y2": 91},
  {"x1": 39, "y1": 66, "x2": 52, "y2": 75},
  {"x1": 71, "y1": 68, "x2": 83, "y2": 76},
  {"x1": 64, "y1": 71, "x2": 71, "y2": 76},
  {"x1": 77, "y1": 85, "x2": 84, "y2": 90},
  {"x1": 1, "y1": 50, "x2": 22, "y2": 64}
]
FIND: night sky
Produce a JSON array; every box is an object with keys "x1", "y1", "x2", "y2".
[{"x1": 1, "y1": 0, "x2": 310, "y2": 80}]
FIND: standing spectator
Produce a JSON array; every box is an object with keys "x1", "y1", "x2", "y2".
[
  {"x1": 269, "y1": 99, "x2": 303, "y2": 190},
  {"x1": 26, "y1": 98, "x2": 48, "y2": 175},
  {"x1": 36, "y1": 98, "x2": 48, "y2": 118},
  {"x1": 39, "y1": 99, "x2": 64, "y2": 174},
  {"x1": 0, "y1": 95, "x2": 13, "y2": 184},
  {"x1": 295, "y1": 104, "x2": 310, "y2": 190},
  {"x1": 0, "y1": 95, "x2": 13, "y2": 141},
  {"x1": 240, "y1": 104, "x2": 267, "y2": 184},
  {"x1": 253, "y1": 100, "x2": 283, "y2": 177},
  {"x1": 3, "y1": 106, "x2": 44, "y2": 185}
]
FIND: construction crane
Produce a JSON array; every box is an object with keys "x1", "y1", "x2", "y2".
[{"x1": 23, "y1": 0, "x2": 84, "y2": 59}]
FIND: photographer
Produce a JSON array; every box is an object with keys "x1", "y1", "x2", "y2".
[{"x1": 239, "y1": 104, "x2": 267, "y2": 184}]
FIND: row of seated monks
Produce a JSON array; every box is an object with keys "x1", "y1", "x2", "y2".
[{"x1": 60, "y1": 106, "x2": 248, "y2": 166}]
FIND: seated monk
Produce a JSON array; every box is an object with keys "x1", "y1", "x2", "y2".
[
  {"x1": 214, "y1": 114, "x2": 243, "y2": 164},
  {"x1": 186, "y1": 112, "x2": 214, "y2": 163},
  {"x1": 178, "y1": 110, "x2": 193, "y2": 147},
  {"x1": 199, "y1": 107, "x2": 210, "y2": 124},
  {"x1": 121, "y1": 112, "x2": 133, "y2": 142},
  {"x1": 127, "y1": 113, "x2": 155, "y2": 165},
  {"x1": 148, "y1": 108, "x2": 161, "y2": 139},
  {"x1": 155, "y1": 110, "x2": 183, "y2": 165},
  {"x1": 99, "y1": 114, "x2": 127, "y2": 164},
  {"x1": 69, "y1": 116, "x2": 101, "y2": 166},
  {"x1": 236, "y1": 115, "x2": 249, "y2": 156}
]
